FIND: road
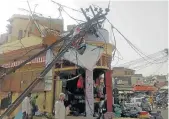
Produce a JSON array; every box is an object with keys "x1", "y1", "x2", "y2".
[{"x1": 152, "y1": 108, "x2": 168, "y2": 119}]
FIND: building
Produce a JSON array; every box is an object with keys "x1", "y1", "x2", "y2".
[
  {"x1": 112, "y1": 67, "x2": 135, "y2": 91},
  {"x1": 0, "y1": 14, "x2": 115, "y2": 117},
  {"x1": 113, "y1": 67, "x2": 135, "y2": 77},
  {"x1": 153, "y1": 75, "x2": 168, "y2": 87},
  {"x1": 6, "y1": 14, "x2": 63, "y2": 42},
  {"x1": 67, "y1": 24, "x2": 76, "y2": 31},
  {"x1": 131, "y1": 74, "x2": 144, "y2": 86},
  {"x1": 0, "y1": 33, "x2": 8, "y2": 45},
  {"x1": 0, "y1": 14, "x2": 64, "y2": 116}
]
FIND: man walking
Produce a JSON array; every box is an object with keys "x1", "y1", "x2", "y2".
[
  {"x1": 55, "y1": 93, "x2": 66, "y2": 119},
  {"x1": 22, "y1": 93, "x2": 32, "y2": 119}
]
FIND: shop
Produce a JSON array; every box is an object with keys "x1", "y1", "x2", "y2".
[{"x1": 0, "y1": 29, "x2": 114, "y2": 118}]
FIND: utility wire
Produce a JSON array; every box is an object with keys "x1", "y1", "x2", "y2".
[
  {"x1": 106, "y1": 18, "x2": 164, "y2": 65},
  {"x1": 134, "y1": 56, "x2": 168, "y2": 71},
  {"x1": 27, "y1": 0, "x2": 44, "y2": 36},
  {"x1": 118, "y1": 49, "x2": 167, "y2": 67},
  {"x1": 52, "y1": 2, "x2": 85, "y2": 24}
]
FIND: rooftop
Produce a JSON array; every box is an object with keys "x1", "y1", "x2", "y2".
[
  {"x1": 133, "y1": 74, "x2": 143, "y2": 77},
  {"x1": 7, "y1": 14, "x2": 63, "y2": 24},
  {"x1": 113, "y1": 67, "x2": 135, "y2": 71}
]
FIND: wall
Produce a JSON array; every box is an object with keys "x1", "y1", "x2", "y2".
[
  {"x1": 7, "y1": 15, "x2": 63, "y2": 43},
  {"x1": 113, "y1": 68, "x2": 135, "y2": 77},
  {"x1": 0, "y1": 33, "x2": 8, "y2": 44},
  {"x1": 113, "y1": 68, "x2": 125, "y2": 76},
  {"x1": 131, "y1": 76, "x2": 144, "y2": 86},
  {"x1": 114, "y1": 77, "x2": 132, "y2": 87},
  {"x1": 9, "y1": 18, "x2": 30, "y2": 42},
  {"x1": 0, "y1": 36, "x2": 42, "y2": 55}
]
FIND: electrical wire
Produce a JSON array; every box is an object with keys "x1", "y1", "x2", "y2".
[
  {"x1": 0, "y1": 4, "x2": 44, "y2": 66},
  {"x1": 106, "y1": 18, "x2": 165, "y2": 65},
  {"x1": 27, "y1": 0, "x2": 44, "y2": 36},
  {"x1": 52, "y1": 2, "x2": 85, "y2": 24},
  {"x1": 134, "y1": 56, "x2": 168, "y2": 71},
  {"x1": 19, "y1": 4, "x2": 39, "y2": 61},
  {"x1": 152, "y1": 62, "x2": 165, "y2": 75},
  {"x1": 118, "y1": 49, "x2": 167, "y2": 67},
  {"x1": 51, "y1": 0, "x2": 92, "y2": 17},
  {"x1": 111, "y1": 25, "x2": 116, "y2": 61}
]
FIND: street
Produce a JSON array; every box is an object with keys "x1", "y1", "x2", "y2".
[{"x1": 153, "y1": 108, "x2": 168, "y2": 119}]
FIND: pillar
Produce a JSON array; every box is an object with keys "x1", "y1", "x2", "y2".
[
  {"x1": 104, "y1": 70, "x2": 114, "y2": 119},
  {"x1": 85, "y1": 69, "x2": 94, "y2": 117}
]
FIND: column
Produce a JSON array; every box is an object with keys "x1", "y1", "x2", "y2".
[
  {"x1": 85, "y1": 69, "x2": 94, "y2": 117},
  {"x1": 104, "y1": 70, "x2": 114, "y2": 119}
]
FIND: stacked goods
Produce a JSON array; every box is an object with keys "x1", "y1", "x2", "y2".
[
  {"x1": 113, "y1": 104, "x2": 122, "y2": 117},
  {"x1": 139, "y1": 111, "x2": 150, "y2": 119}
]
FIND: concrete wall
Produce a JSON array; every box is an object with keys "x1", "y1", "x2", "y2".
[
  {"x1": 9, "y1": 18, "x2": 30, "y2": 42},
  {"x1": 113, "y1": 68, "x2": 134, "y2": 77}
]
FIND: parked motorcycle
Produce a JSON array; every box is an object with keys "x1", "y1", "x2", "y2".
[
  {"x1": 121, "y1": 105, "x2": 139, "y2": 118},
  {"x1": 150, "y1": 111, "x2": 163, "y2": 119}
]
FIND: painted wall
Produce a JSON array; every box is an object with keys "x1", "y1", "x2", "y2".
[
  {"x1": 131, "y1": 76, "x2": 144, "y2": 86},
  {"x1": 113, "y1": 67, "x2": 135, "y2": 77},
  {"x1": 9, "y1": 18, "x2": 30, "y2": 42}
]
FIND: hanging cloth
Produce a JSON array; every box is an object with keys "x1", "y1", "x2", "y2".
[{"x1": 77, "y1": 76, "x2": 84, "y2": 89}]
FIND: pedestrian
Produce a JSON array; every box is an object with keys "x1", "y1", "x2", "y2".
[
  {"x1": 149, "y1": 96, "x2": 153, "y2": 109},
  {"x1": 22, "y1": 93, "x2": 32, "y2": 119},
  {"x1": 141, "y1": 98, "x2": 151, "y2": 112},
  {"x1": 55, "y1": 93, "x2": 66, "y2": 119},
  {"x1": 31, "y1": 94, "x2": 38, "y2": 116}
]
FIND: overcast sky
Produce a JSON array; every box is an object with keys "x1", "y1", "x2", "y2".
[{"x1": 0, "y1": 0, "x2": 168, "y2": 76}]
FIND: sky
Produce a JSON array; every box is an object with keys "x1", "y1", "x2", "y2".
[{"x1": 0, "y1": 0, "x2": 168, "y2": 76}]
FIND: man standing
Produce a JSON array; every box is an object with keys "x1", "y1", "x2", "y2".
[
  {"x1": 22, "y1": 93, "x2": 32, "y2": 119},
  {"x1": 55, "y1": 93, "x2": 66, "y2": 119},
  {"x1": 141, "y1": 98, "x2": 151, "y2": 112},
  {"x1": 31, "y1": 95, "x2": 38, "y2": 116}
]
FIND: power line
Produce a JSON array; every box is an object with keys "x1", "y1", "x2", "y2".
[
  {"x1": 106, "y1": 18, "x2": 165, "y2": 65},
  {"x1": 52, "y1": 1, "x2": 85, "y2": 24}
]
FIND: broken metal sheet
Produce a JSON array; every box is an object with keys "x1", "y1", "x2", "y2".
[{"x1": 63, "y1": 44, "x2": 104, "y2": 71}]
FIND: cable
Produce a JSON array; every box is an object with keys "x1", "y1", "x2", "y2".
[
  {"x1": 106, "y1": 18, "x2": 164, "y2": 65},
  {"x1": 27, "y1": 0, "x2": 44, "y2": 36},
  {"x1": 52, "y1": 3, "x2": 85, "y2": 24},
  {"x1": 111, "y1": 25, "x2": 116, "y2": 61},
  {"x1": 135, "y1": 56, "x2": 168, "y2": 71},
  {"x1": 51, "y1": 0, "x2": 91, "y2": 16},
  {"x1": 19, "y1": 5, "x2": 39, "y2": 63},
  {"x1": 118, "y1": 49, "x2": 167, "y2": 67},
  {"x1": 152, "y1": 62, "x2": 165, "y2": 75}
]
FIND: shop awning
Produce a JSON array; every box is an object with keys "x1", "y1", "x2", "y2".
[
  {"x1": 133, "y1": 85, "x2": 157, "y2": 91},
  {"x1": 160, "y1": 86, "x2": 168, "y2": 90}
]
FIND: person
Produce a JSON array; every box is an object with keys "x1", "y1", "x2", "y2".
[
  {"x1": 30, "y1": 95, "x2": 38, "y2": 116},
  {"x1": 149, "y1": 96, "x2": 153, "y2": 109},
  {"x1": 55, "y1": 93, "x2": 66, "y2": 119},
  {"x1": 98, "y1": 78, "x2": 105, "y2": 100},
  {"x1": 141, "y1": 98, "x2": 151, "y2": 112},
  {"x1": 22, "y1": 93, "x2": 32, "y2": 119}
]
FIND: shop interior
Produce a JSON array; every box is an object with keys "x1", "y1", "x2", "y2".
[{"x1": 58, "y1": 68, "x2": 107, "y2": 116}]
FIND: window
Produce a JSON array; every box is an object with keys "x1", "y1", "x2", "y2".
[
  {"x1": 125, "y1": 71, "x2": 127, "y2": 75},
  {"x1": 18, "y1": 30, "x2": 23, "y2": 40}
]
